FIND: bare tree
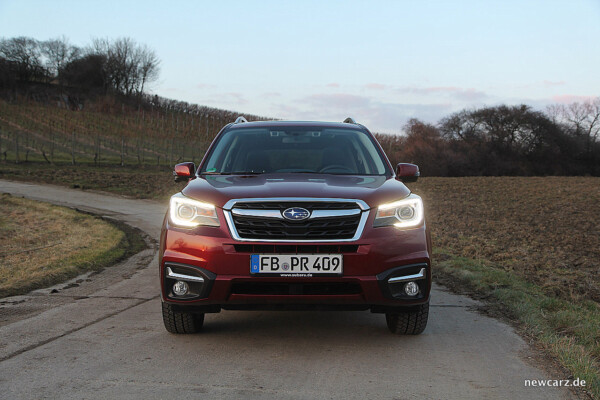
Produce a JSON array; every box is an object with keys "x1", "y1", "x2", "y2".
[
  {"x1": 0, "y1": 36, "x2": 45, "y2": 81},
  {"x1": 87, "y1": 37, "x2": 160, "y2": 96},
  {"x1": 547, "y1": 98, "x2": 600, "y2": 158},
  {"x1": 111, "y1": 37, "x2": 137, "y2": 94},
  {"x1": 136, "y1": 44, "x2": 160, "y2": 95},
  {"x1": 41, "y1": 36, "x2": 80, "y2": 82}
]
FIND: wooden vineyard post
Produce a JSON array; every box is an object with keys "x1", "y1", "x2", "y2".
[
  {"x1": 205, "y1": 114, "x2": 209, "y2": 148},
  {"x1": 71, "y1": 130, "x2": 76, "y2": 165},
  {"x1": 141, "y1": 109, "x2": 145, "y2": 164},
  {"x1": 50, "y1": 131, "x2": 54, "y2": 163},
  {"x1": 15, "y1": 131, "x2": 20, "y2": 164}
]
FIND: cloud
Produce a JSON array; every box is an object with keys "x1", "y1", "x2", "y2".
[
  {"x1": 191, "y1": 89, "x2": 250, "y2": 107},
  {"x1": 326, "y1": 83, "x2": 340, "y2": 88},
  {"x1": 543, "y1": 80, "x2": 566, "y2": 87},
  {"x1": 304, "y1": 93, "x2": 371, "y2": 109},
  {"x1": 396, "y1": 86, "x2": 488, "y2": 101},
  {"x1": 364, "y1": 83, "x2": 387, "y2": 90},
  {"x1": 366, "y1": 102, "x2": 452, "y2": 132},
  {"x1": 261, "y1": 92, "x2": 281, "y2": 98},
  {"x1": 550, "y1": 94, "x2": 596, "y2": 104},
  {"x1": 196, "y1": 83, "x2": 217, "y2": 90},
  {"x1": 516, "y1": 80, "x2": 567, "y2": 90},
  {"x1": 223, "y1": 92, "x2": 248, "y2": 104},
  {"x1": 452, "y1": 88, "x2": 489, "y2": 101},
  {"x1": 272, "y1": 92, "x2": 452, "y2": 133}
]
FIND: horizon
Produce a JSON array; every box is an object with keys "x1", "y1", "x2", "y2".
[{"x1": 1, "y1": 0, "x2": 599, "y2": 133}]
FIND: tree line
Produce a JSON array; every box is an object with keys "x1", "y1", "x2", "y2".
[
  {"x1": 376, "y1": 99, "x2": 600, "y2": 176},
  {"x1": 0, "y1": 36, "x2": 159, "y2": 96}
]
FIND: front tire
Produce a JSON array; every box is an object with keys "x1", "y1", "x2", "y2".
[
  {"x1": 386, "y1": 302, "x2": 429, "y2": 335},
  {"x1": 162, "y1": 302, "x2": 204, "y2": 334}
]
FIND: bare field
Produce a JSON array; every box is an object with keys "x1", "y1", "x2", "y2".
[
  {"x1": 410, "y1": 177, "x2": 600, "y2": 397},
  {"x1": 411, "y1": 177, "x2": 600, "y2": 303}
]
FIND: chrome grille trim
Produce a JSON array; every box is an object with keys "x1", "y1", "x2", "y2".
[
  {"x1": 309, "y1": 209, "x2": 361, "y2": 218},
  {"x1": 231, "y1": 209, "x2": 284, "y2": 219},
  {"x1": 222, "y1": 197, "x2": 371, "y2": 242},
  {"x1": 223, "y1": 197, "x2": 369, "y2": 211}
]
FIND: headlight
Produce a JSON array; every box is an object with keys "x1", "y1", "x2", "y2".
[
  {"x1": 374, "y1": 194, "x2": 424, "y2": 228},
  {"x1": 169, "y1": 193, "x2": 219, "y2": 228}
]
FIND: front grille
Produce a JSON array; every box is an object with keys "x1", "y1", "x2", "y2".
[
  {"x1": 232, "y1": 214, "x2": 361, "y2": 240},
  {"x1": 230, "y1": 282, "x2": 362, "y2": 295},
  {"x1": 228, "y1": 200, "x2": 365, "y2": 241},
  {"x1": 233, "y1": 201, "x2": 359, "y2": 210},
  {"x1": 233, "y1": 244, "x2": 359, "y2": 253}
]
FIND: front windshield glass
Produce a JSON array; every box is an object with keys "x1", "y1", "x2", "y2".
[{"x1": 201, "y1": 127, "x2": 389, "y2": 175}]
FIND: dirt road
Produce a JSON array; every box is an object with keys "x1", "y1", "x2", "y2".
[{"x1": 0, "y1": 180, "x2": 574, "y2": 399}]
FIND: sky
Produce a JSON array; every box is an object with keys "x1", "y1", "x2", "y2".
[{"x1": 1, "y1": 0, "x2": 599, "y2": 133}]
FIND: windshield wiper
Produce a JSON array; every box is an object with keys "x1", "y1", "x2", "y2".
[{"x1": 202, "y1": 171, "x2": 264, "y2": 175}]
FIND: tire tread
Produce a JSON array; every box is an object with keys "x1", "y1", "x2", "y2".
[
  {"x1": 386, "y1": 302, "x2": 429, "y2": 335},
  {"x1": 162, "y1": 302, "x2": 204, "y2": 334}
]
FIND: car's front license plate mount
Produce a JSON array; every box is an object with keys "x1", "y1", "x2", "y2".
[{"x1": 250, "y1": 254, "x2": 343, "y2": 276}]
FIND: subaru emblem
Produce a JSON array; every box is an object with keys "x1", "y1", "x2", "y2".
[{"x1": 282, "y1": 207, "x2": 311, "y2": 221}]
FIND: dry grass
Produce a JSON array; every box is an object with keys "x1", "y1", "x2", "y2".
[{"x1": 0, "y1": 194, "x2": 127, "y2": 297}]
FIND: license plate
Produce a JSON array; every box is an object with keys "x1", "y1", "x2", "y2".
[{"x1": 250, "y1": 254, "x2": 343, "y2": 276}]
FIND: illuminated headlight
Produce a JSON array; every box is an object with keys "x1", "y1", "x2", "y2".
[
  {"x1": 374, "y1": 194, "x2": 424, "y2": 228},
  {"x1": 169, "y1": 193, "x2": 219, "y2": 228}
]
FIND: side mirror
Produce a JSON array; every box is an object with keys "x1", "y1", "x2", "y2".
[
  {"x1": 173, "y1": 162, "x2": 196, "y2": 183},
  {"x1": 396, "y1": 163, "x2": 420, "y2": 183}
]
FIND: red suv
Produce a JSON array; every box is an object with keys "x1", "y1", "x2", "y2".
[{"x1": 160, "y1": 117, "x2": 432, "y2": 335}]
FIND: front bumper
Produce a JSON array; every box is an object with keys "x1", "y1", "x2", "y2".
[{"x1": 159, "y1": 211, "x2": 432, "y2": 312}]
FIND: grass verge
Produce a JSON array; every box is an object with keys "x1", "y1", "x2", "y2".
[
  {"x1": 0, "y1": 193, "x2": 146, "y2": 298},
  {"x1": 435, "y1": 248, "x2": 599, "y2": 399}
]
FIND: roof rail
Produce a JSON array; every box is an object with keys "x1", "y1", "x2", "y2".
[
  {"x1": 343, "y1": 117, "x2": 357, "y2": 124},
  {"x1": 234, "y1": 116, "x2": 248, "y2": 124}
]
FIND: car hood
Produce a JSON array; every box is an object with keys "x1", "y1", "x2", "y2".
[{"x1": 181, "y1": 174, "x2": 411, "y2": 209}]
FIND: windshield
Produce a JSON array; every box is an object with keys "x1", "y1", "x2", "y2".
[{"x1": 200, "y1": 127, "x2": 389, "y2": 175}]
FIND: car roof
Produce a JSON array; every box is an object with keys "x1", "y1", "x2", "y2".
[{"x1": 225, "y1": 120, "x2": 369, "y2": 131}]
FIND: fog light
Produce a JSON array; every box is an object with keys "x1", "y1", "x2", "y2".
[
  {"x1": 404, "y1": 281, "x2": 419, "y2": 296},
  {"x1": 173, "y1": 280, "x2": 189, "y2": 296}
]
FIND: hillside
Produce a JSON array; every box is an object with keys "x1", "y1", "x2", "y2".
[{"x1": 0, "y1": 92, "x2": 265, "y2": 167}]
